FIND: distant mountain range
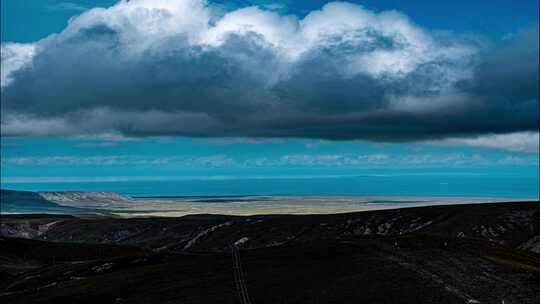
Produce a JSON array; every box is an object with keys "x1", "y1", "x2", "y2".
[
  {"x1": 1, "y1": 189, "x2": 131, "y2": 214},
  {"x1": 0, "y1": 189, "x2": 82, "y2": 214}
]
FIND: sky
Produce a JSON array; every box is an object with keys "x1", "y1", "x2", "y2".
[{"x1": 0, "y1": 0, "x2": 539, "y2": 197}]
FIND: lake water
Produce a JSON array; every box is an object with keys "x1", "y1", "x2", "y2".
[{"x1": 2, "y1": 168, "x2": 538, "y2": 199}]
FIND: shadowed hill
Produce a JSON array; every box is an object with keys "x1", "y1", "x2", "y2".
[
  {"x1": 1, "y1": 235, "x2": 538, "y2": 304},
  {"x1": 1, "y1": 201, "x2": 539, "y2": 303},
  {"x1": 2, "y1": 201, "x2": 538, "y2": 253},
  {"x1": 0, "y1": 190, "x2": 88, "y2": 214}
]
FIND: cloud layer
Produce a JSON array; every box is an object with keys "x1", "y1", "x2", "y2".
[
  {"x1": 3, "y1": 151, "x2": 537, "y2": 168},
  {"x1": 438, "y1": 132, "x2": 539, "y2": 153},
  {"x1": 1, "y1": 0, "x2": 538, "y2": 142}
]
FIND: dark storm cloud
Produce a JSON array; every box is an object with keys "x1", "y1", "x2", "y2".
[{"x1": 1, "y1": 0, "x2": 538, "y2": 141}]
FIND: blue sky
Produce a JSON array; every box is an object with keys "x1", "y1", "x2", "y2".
[
  {"x1": 2, "y1": 135, "x2": 538, "y2": 185},
  {"x1": 1, "y1": 1, "x2": 538, "y2": 196},
  {"x1": 2, "y1": 1, "x2": 538, "y2": 42}
]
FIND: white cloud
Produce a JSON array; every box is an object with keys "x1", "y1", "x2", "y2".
[
  {"x1": 193, "y1": 137, "x2": 285, "y2": 145},
  {"x1": 276, "y1": 153, "x2": 497, "y2": 166},
  {"x1": 279, "y1": 153, "x2": 391, "y2": 166},
  {"x1": 2, "y1": 151, "x2": 537, "y2": 168},
  {"x1": 436, "y1": 132, "x2": 540, "y2": 153},
  {"x1": 47, "y1": 2, "x2": 88, "y2": 12},
  {"x1": 1, "y1": 1, "x2": 537, "y2": 141},
  {"x1": 75, "y1": 142, "x2": 120, "y2": 148},
  {"x1": 0, "y1": 43, "x2": 36, "y2": 87},
  {"x1": 0, "y1": 174, "x2": 367, "y2": 184},
  {"x1": 0, "y1": 154, "x2": 236, "y2": 167},
  {"x1": 0, "y1": 114, "x2": 70, "y2": 135},
  {"x1": 73, "y1": 133, "x2": 141, "y2": 142}
]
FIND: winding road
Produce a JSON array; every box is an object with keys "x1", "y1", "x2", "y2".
[{"x1": 231, "y1": 245, "x2": 252, "y2": 304}]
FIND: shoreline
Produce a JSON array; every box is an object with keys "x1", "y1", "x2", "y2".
[
  {"x1": 111, "y1": 196, "x2": 538, "y2": 217},
  {"x1": 2, "y1": 189, "x2": 538, "y2": 218},
  {"x1": 3, "y1": 199, "x2": 537, "y2": 219}
]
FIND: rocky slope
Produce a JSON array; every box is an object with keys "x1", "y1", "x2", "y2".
[{"x1": 39, "y1": 191, "x2": 133, "y2": 208}]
